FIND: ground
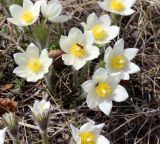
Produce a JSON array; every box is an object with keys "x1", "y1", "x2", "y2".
[{"x1": 0, "y1": 0, "x2": 160, "y2": 144}]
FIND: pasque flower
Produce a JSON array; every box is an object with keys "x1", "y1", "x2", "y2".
[
  {"x1": 8, "y1": 0, "x2": 41, "y2": 26},
  {"x1": 2, "y1": 113, "x2": 19, "y2": 141},
  {"x1": 70, "y1": 119, "x2": 110, "y2": 144},
  {"x1": 0, "y1": 127, "x2": 7, "y2": 144},
  {"x1": 41, "y1": 0, "x2": 71, "y2": 23},
  {"x1": 13, "y1": 43, "x2": 52, "y2": 82},
  {"x1": 98, "y1": 0, "x2": 136, "y2": 16},
  {"x1": 104, "y1": 39, "x2": 140, "y2": 80},
  {"x1": 29, "y1": 99, "x2": 51, "y2": 132},
  {"x1": 60, "y1": 27, "x2": 100, "y2": 70},
  {"x1": 81, "y1": 13, "x2": 119, "y2": 44},
  {"x1": 82, "y1": 68, "x2": 128, "y2": 115}
]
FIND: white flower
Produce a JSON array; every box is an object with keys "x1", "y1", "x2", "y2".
[
  {"x1": 41, "y1": 0, "x2": 71, "y2": 23},
  {"x1": 104, "y1": 39, "x2": 140, "y2": 80},
  {"x1": 0, "y1": 127, "x2": 7, "y2": 144},
  {"x1": 13, "y1": 43, "x2": 53, "y2": 82},
  {"x1": 70, "y1": 119, "x2": 110, "y2": 144},
  {"x1": 30, "y1": 99, "x2": 50, "y2": 116},
  {"x1": 8, "y1": 0, "x2": 41, "y2": 26},
  {"x1": 98, "y1": 0, "x2": 136, "y2": 16},
  {"x1": 81, "y1": 13, "x2": 119, "y2": 45},
  {"x1": 29, "y1": 99, "x2": 51, "y2": 132},
  {"x1": 82, "y1": 68, "x2": 128, "y2": 115},
  {"x1": 60, "y1": 27, "x2": 100, "y2": 70}
]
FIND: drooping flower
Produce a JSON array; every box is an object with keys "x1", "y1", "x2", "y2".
[
  {"x1": 8, "y1": 0, "x2": 41, "y2": 26},
  {"x1": 81, "y1": 13, "x2": 119, "y2": 44},
  {"x1": 82, "y1": 68, "x2": 128, "y2": 115},
  {"x1": 98, "y1": 0, "x2": 136, "y2": 16},
  {"x1": 104, "y1": 39, "x2": 140, "y2": 80},
  {"x1": 29, "y1": 99, "x2": 51, "y2": 132},
  {"x1": 70, "y1": 119, "x2": 110, "y2": 144},
  {"x1": 0, "y1": 127, "x2": 7, "y2": 144},
  {"x1": 13, "y1": 43, "x2": 52, "y2": 82},
  {"x1": 60, "y1": 27, "x2": 100, "y2": 70},
  {"x1": 41, "y1": 0, "x2": 71, "y2": 23}
]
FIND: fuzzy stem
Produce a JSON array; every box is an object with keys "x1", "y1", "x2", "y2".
[
  {"x1": 73, "y1": 68, "x2": 79, "y2": 89},
  {"x1": 41, "y1": 131, "x2": 48, "y2": 144}
]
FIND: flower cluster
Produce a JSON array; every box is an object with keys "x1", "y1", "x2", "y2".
[{"x1": 1, "y1": 0, "x2": 140, "y2": 143}]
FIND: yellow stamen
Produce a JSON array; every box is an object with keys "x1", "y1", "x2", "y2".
[
  {"x1": 27, "y1": 59, "x2": 42, "y2": 72},
  {"x1": 110, "y1": 55, "x2": 126, "y2": 70},
  {"x1": 96, "y1": 82, "x2": 111, "y2": 97},
  {"x1": 21, "y1": 10, "x2": 33, "y2": 24},
  {"x1": 92, "y1": 25, "x2": 106, "y2": 40},
  {"x1": 110, "y1": 0, "x2": 125, "y2": 12},
  {"x1": 70, "y1": 44, "x2": 85, "y2": 57},
  {"x1": 80, "y1": 131, "x2": 95, "y2": 144}
]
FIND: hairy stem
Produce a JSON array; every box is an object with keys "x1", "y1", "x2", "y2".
[{"x1": 41, "y1": 131, "x2": 48, "y2": 144}]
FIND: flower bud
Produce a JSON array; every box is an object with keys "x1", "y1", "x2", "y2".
[
  {"x1": 2, "y1": 113, "x2": 19, "y2": 140},
  {"x1": 29, "y1": 99, "x2": 51, "y2": 133}
]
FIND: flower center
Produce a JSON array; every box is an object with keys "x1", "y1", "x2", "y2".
[
  {"x1": 70, "y1": 44, "x2": 85, "y2": 57},
  {"x1": 110, "y1": 0, "x2": 125, "y2": 12},
  {"x1": 110, "y1": 55, "x2": 126, "y2": 70},
  {"x1": 92, "y1": 25, "x2": 106, "y2": 40},
  {"x1": 96, "y1": 82, "x2": 111, "y2": 97},
  {"x1": 27, "y1": 59, "x2": 42, "y2": 72},
  {"x1": 80, "y1": 131, "x2": 95, "y2": 144},
  {"x1": 21, "y1": 10, "x2": 33, "y2": 24}
]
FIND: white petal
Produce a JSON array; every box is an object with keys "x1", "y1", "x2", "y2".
[
  {"x1": 127, "y1": 62, "x2": 140, "y2": 74},
  {"x1": 23, "y1": 0, "x2": 33, "y2": 10},
  {"x1": 97, "y1": 135, "x2": 110, "y2": 144},
  {"x1": 121, "y1": 72, "x2": 130, "y2": 80},
  {"x1": 80, "y1": 120, "x2": 95, "y2": 132},
  {"x1": 9, "y1": 5, "x2": 23, "y2": 20},
  {"x1": 124, "y1": 48, "x2": 138, "y2": 61},
  {"x1": 85, "y1": 46, "x2": 100, "y2": 61},
  {"x1": 81, "y1": 22, "x2": 88, "y2": 31},
  {"x1": 112, "y1": 85, "x2": 128, "y2": 102},
  {"x1": 113, "y1": 38, "x2": 124, "y2": 55},
  {"x1": 98, "y1": 100, "x2": 113, "y2": 115},
  {"x1": 40, "y1": 49, "x2": 52, "y2": 67},
  {"x1": 26, "y1": 72, "x2": 44, "y2": 82},
  {"x1": 91, "y1": 123, "x2": 105, "y2": 136},
  {"x1": 70, "y1": 124, "x2": 80, "y2": 142},
  {"x1": 26, "y1": 43, "x2": 39, "y2": 58},
  {"x1": 84, "y1": 31, "x2": 94, "y2": 46},
  {"x1": 87, "y1": 12, "x2": 99, "y2": 29},
  {"x1": 81, "y1": 80, "x2": 95, "y2": 93},
  {"x1": 120, "y1": 9, "x2": 135, "y2": 16},
  {"x1": 62, "y1": 54, "x2": 75, "y2": 66},
  {"x1": 104, "y1": 46, "x2": 113, "y2": 62},
  {"x1": 59, "y1": 36, "x2": 72, "y2": 53},
  {"x1": 86, "y1": 94, "x2": 98, "y2": 109},
  {"x1": 73, "y1": 58, "x2": 86, "y2": 70},
  {"x1": 98, "y1": 2, "x2": 107, "y2": 12},
  {"x1": 107, "y1": 72, "x2": 122, "y2": 87},
  {"x1": 124, "y1": 0, "x2": 137, "y2": 8},
  {"x1": 41, "y1": 0, "x2": 47, "y2": 17},
  {"x1": 7, "y1": 18, "x2": 20, "y2": 26},
  {"x1": 99, "y1": 14, "x2": 111, "y2": 27},
  {"x1": 33, "y1": 0, "x2": 41, "y2": 16},
  {"x1": 13, "y1": 66, "x2": 31, "y2": 78},
  {"x1": 13, "y1": 53, "x2": 29, "y2": 66},
  {"x1": 49, "y1": 15, "x2": 71, "y2": 23},
  {"x1": 0, "y1": 127, "x2": 7, "y2": 144},
  {"x1": 93, "y1": 68, "x2": 108, "y2": 82},
  {"x1": 68, "y1": 28, "x2": 84, "y2": 45},
  {"x1": 105, "y1": 26, "x2": 120, "y2": 41}
]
